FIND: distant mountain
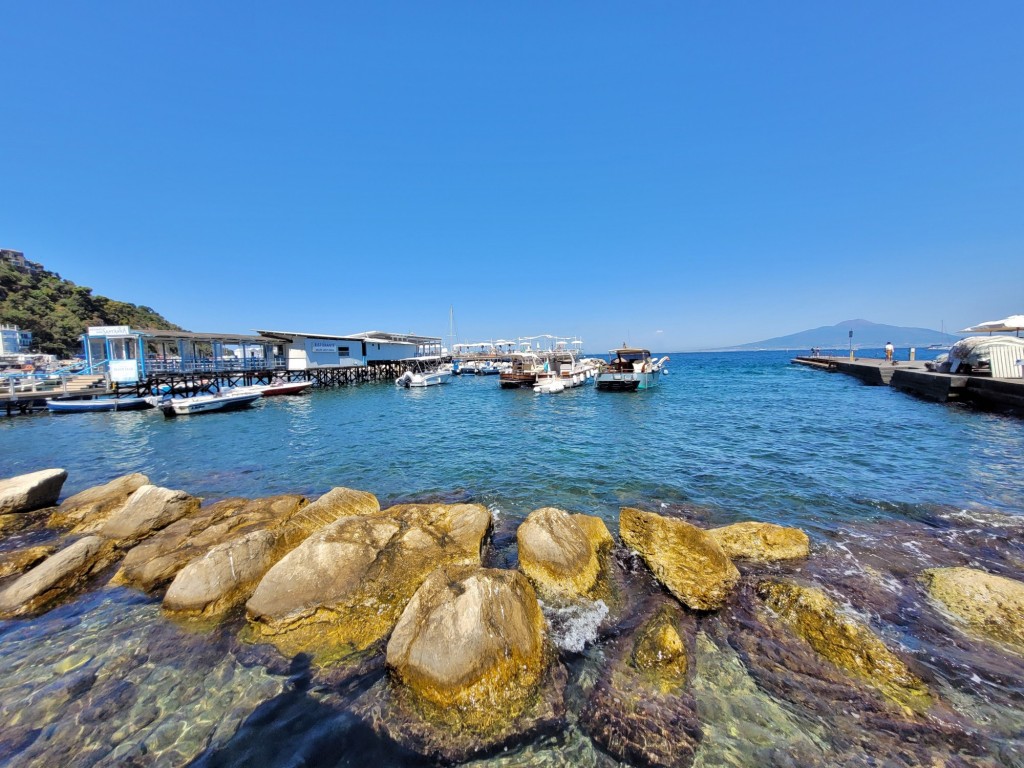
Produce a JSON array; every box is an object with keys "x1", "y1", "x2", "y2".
[
  {"x1": 730, "y1": 319, "x2": 959, "y2": 351},
  {"x1": 0, "y1": 251, "x2": 183, "y2": 356}
]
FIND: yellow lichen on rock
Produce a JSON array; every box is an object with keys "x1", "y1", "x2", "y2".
[
  {"x1": 246, "y1": 503, "x2": 492, "y2": 664},
  {"x1": 386, "y1": 566, "x2": 548, "y2": 734},
  {"x1": 516, "y1": 507, "x2": 612, "y2": 601},
  {"x1": 619, "y1": 507, "x2": 739, "y2": 611},
  {"x1": 630, "y1": 605, "x2": 688, "y2": 693},
  {"x1": 757, "y1": 579, "x2": 932, "y2": 713},
  {"x1": 920, "y1": 567, "x2": 1024, "y2": 652},
  {"x1": 708, "y1": 521, "x2": 810, "y2": 562}
]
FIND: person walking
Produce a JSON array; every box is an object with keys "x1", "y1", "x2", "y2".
[{"x1": 885, "y1": 341, "x2": 894, "y2": 363}]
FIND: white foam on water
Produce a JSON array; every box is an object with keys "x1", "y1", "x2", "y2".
[{"x1": 541, "y1": 599, "x2": 609, "y2": 653}]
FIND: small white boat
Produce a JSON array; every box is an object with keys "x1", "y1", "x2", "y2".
[
  {"x1": 159, "y1": 389, "x2": 263, "y2": 417},
  {"x1": 533, "y1": 354, "x2": 601, "y2": 393},
  {"x1": 395, "y1": 357, "x2": 452, "y2": 388},
  {"x1": 595, "y1": 347, "x2": 669, "y2": 392}
]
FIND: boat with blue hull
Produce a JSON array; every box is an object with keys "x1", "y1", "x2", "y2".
[
  {"x1": 595, "y1": 347, "x2": 669, "y2": 392},
  {"x1": 47, "y1": 396, "x2": 153, "y2": 413}
]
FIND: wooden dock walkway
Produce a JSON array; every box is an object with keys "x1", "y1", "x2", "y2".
[{"x1": 792, "y1": 356, "x2": 1024, "y2": 414}]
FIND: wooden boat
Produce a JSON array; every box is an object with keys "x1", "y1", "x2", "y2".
[
  {"x1": 595, "y1": 348, "x2": 669, "y2": 392},
  {"x1": 159, "y1": 389, "x2": 263, "y2": 417},
  {"x1": 47, "y1": 396, "x2": 152, "y2": 413},
  {"x1": 499, "y1": 352, "x2": 546, "y2": 389}
]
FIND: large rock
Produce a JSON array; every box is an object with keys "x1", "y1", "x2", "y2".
[
  {"x1": 0, "y1": 545, "x2": 58, "y2": 579},
  {"x1": 757, "y1": 579, "x2": 932, "y2": 713},
  {"x1": 162, "y1": 488, "x2": 376, "y2": 620},
  {"x1": 516, "y1": 507, "x2": 613, "y2": 601},
  {"x1": 0, "y1": 469, "x2": 67, "y2": 515},
  {"x1": 246, "y1": 502, "x2": 491, "y2": 662},
  {"x1": 581, "y1": 600, "x2": 701, "y2": 768},
  {"x1": 47, "y1": 473, "x2": 149, "y2": 533},
  {"x1": 708, "y1": 521, "x2": 810, "y2": 562},
  {"x1": 0, "y1": 536, "x2": 119, "y2": 617},
  {"x1": 619, "y1": 507, "x2": 739, "y2": 611},
  {"x1": 354, "y1": 565, "x2": 565, "y2": 761},
  {"x1": 113, "y1": 495, "x2": 308, "y2": 592},
  {"x1": 99, "y1": 485, "x2": 200, "y2": 547},
  {"x1": 920, "y1": 567, "x2": 1024, "y2": 651}
]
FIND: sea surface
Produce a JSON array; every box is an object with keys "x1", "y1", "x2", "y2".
[{"x1": 1, "y1": 350, "x2": 1023, "y2": 767}]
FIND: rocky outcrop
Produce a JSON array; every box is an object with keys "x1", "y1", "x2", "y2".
[
  {"x1": 756, "y1": 580, "x2": 932, "y2": 713},
  {"x1": 516, "y1": 507, "x2": 613, "y2": 601},
  {"x1": 246, "y1": 502, "x2": 490, "y2": 662},
  {"x1": 0, "y1": 545, "x2": 58, "y2": 579},
  {"x1": 99, "y1": 485, "x2": 200, "y2": 547},
  {"x1": 619, "y1": 507, "x2": 739, "y2": 611},
  {"x1": 708, "y1": 521, "x2": 810, "y2": 562},
  {"x1": 920, "y1": 567, "x2": 1024, "y2": 651},
  {"x1": 581, "y1": 600, "x2": 701, "y2": 768},
  {"x1": 0, "y1": 469, "x2": 67, "y2": 515},
  {"x1": 47, "y1": 473, "x2": 149, "y2": 533},
  {"x1": 162, "y1": 488, "x2": 375, "y2": 620},
  {"x1": 0, "y1": 536, "x2": 119, "y2": 617},
  {"x1": 355, "y1": 565, "x2": 563, "y2": 762},
  {"x1": 113, "y1": 495, "x2": 308, "y2": 592}
]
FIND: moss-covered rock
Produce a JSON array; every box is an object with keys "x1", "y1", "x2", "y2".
[
  {"x1": 162, "y1": 488, "x2": 375, "y2": 620},
  {"x1": 0, "y1": 545, "x2": 58, "y2": 580},
  {"x1": 245, "y1": 502, "x2": 491, "y2": 663},
  {"x1": 757, "y1": 579, "x2": 932, "y2": 713},
  {"x1": 47, "y1": 473, "x2": 149, "y2": 533},
  {"x1": 619, "y1": 507, "x2": 739, "y2": 611},
  {"x1": 0, "y1": 536, "x2": 119, "y2": 617},
  {"x1": 516, "y1": 507, "x2": 612, "y2": 601},
  {"x1": 708, "y1": 521, "x2": 810, "y2": 562},
  {"x1": 113, "y1": 495, "x2": 309, "y2": 592},
  {"x1": 920, "y1": 567, "x2": 1024, "y2": 652},
  {"x1": 581, "y1": 600, "x2": 701, "y2": 767}
]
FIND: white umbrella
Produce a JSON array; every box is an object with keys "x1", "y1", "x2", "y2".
[{"x1": 959, "y1": 315, "x2": 1024, "y2": 336}]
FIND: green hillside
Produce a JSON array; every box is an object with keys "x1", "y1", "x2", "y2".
[{"x1": 0, "y1": 259, "x2": 183, "y2": 356}]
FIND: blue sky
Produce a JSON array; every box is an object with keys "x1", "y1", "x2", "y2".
[{"x1": 2, "y1": 2, "x2": 1022, "y2": 350}]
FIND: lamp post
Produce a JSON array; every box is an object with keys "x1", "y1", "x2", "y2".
[{"x1": 848, "y1": 330, "x2": 854, "y2": 361}]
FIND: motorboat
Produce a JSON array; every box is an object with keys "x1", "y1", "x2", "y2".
[
  {"x1": 395, "y1": 357, "x2": 452, "y2": 388},
  {"x1": 256, "y1": 377, "x2": 312, "y2": 396},
  {"x1": 595, "y1": 347, "x2": 669, "y2": 391},
  {"x1": 47, "y1": 395, "x2": 152, "y2": 413},
  {"x1": 533, "y1": 354, "x2": 600, "y2": 393},
  {"x1": 158, "y1": 388, "x2": 263, "y2": 417},
  {"x1": 476, "y1": 361, "x2": 501, "y2": 375},
  {"x1": 499, "y1": 352, "x2": 547, "y2": 389}
]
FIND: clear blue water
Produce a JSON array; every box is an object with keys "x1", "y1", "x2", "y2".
[
  {"x1": 3, "y1": 351, "x2": 1020, "y2": 536},
  {"x1": 2, "y1": 350, "x2": 1023, "y2": 767}
]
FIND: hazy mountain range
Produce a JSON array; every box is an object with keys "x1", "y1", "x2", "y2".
[{"x1": 729, "y1": 319, "x2": 959, "y2": 351}]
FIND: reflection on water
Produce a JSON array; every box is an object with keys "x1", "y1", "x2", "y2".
[{"x1": 0, "y1": 352, "x2": 1022, "y2": 766}]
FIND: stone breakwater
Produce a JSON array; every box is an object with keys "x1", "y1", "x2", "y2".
[{"x1": 0, "y1": 470, "x2": 1023, "y2": 766}]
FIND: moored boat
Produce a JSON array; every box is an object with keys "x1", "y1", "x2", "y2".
[
  {"x1": 595, "y1": 347, "x2": 669, "y2": 392},
  {"x1": 499, "y1": 352, "x2": 546, "y2": 389},
  {"x1": 395, "y1": 357, "x2": 452, "y2": 388},
  {"x1": 47, "y1": 396, "x2": 153, "y2": 413},
  {"x1": 159, "y1": 389, "x2": 263, "y2": 417},
  {"x1": 260, "y1": 377, "x2": 312, "y2": 396}
]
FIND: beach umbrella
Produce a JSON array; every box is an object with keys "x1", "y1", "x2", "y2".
[{"x1": 958, "y1": 315, "x2": 1024, "y2": 336}]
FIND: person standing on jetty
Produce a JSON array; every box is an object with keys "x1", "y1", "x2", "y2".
[{"x1": 885, "y1": 341, "x2": 894, "y2": 363}]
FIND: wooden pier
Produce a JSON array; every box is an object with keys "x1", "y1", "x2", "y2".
[{"x1": 792, "y1": 356, "x2": 1024, "y2": 414}]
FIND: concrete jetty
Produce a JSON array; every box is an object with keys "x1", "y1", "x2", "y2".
[{"x1": 792, "y1": 356, "x2": 1024, "y2": 414}]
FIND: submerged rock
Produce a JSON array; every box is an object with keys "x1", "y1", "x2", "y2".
[
  {"x1": 246, "y1": 502, "x2": 490, "y2": 663},
  {"x1": 921, "y1": 567, "x2": 1024, "y2": 652},
  {"x1": 517, "y1": 507, "x2": 613, "y2": 601},
  {"x1": 619, "y1": 507, "x2": 739, "y2": 611},
  {"x1": 708, "y1": 521, "x2": 810, "y2": 562},
  {"x1": 0, "y1": 545, "x2": 58, "y2": 579},
  {"x1": 356, "y1": 565, "x2": 564, "y2": 762},
  {"x1": 581, "y1": 599, "x2": 701, "y2": 768},
  {"x1": 99, "y1": 485, "x2": 200, "y2": 547},
  {"x1": 0, "y1": 536, "x2": 119, "y2": 617},
  {"x1": 48, "y1": 473, "x2": 149, "y2": 533},
  {"x1": 163, "y1": 488, "x2": 375, "y2": 620},
  {"x1": 113, "y1": 495, "x2": 308, "y2": 592},
  {"x1": 756, "y1": 579, "x2": 932, "y2": 713},
  {"x1": 0, "y1": 469, "x2": 67, "y2": 515}
]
